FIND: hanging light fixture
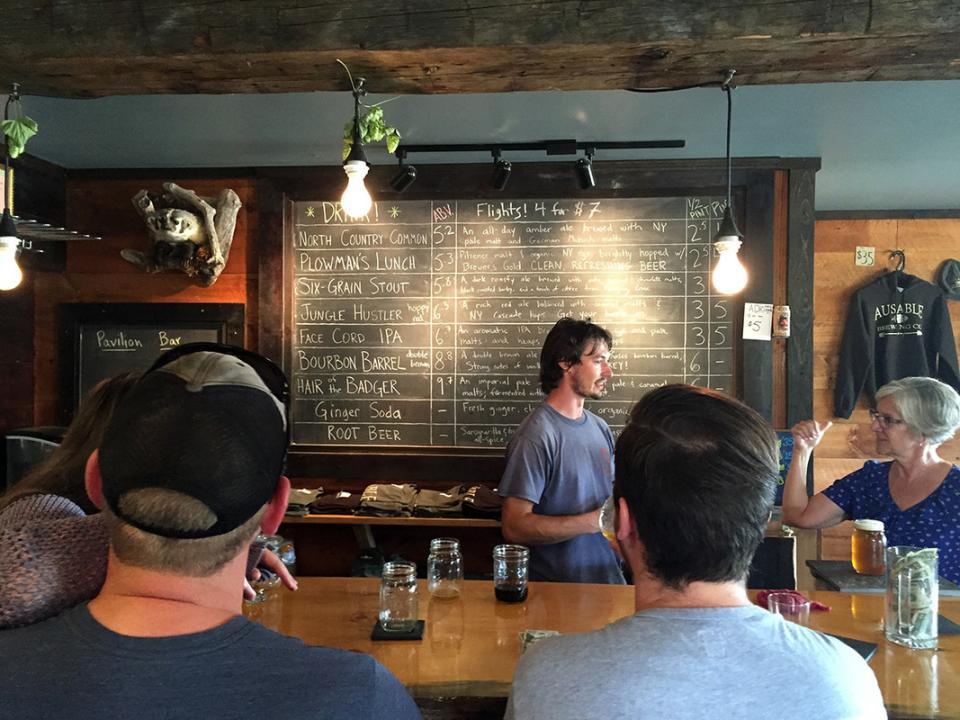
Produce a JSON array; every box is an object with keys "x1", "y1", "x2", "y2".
[
  {"x1": 389, "y1": 150, "x2": 417, "y2": 192},
  {"x1": 711, "y1": 69, "x2": 748, "y2": 295},
  {"x1": 575, "y1": 149, "x2": 595, "y2": 189},
  {"x1": 1, "y1": 83, "x2": 23, "y2": 291},
  {"x1": 340, "y1": 75, "x2": 373, "y2": 219},
  {"x1": 490, "y1": 149, "x2": 511, "y2": 191}
]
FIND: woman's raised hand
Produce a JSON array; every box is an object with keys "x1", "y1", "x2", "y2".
[{"x1": 790, "y1": 419, "x2": 833, "y2": 454}]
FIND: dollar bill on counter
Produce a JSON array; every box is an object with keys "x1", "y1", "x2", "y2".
[{"x1": 519, "y1": 629, "x2": 561, "y2": 653}]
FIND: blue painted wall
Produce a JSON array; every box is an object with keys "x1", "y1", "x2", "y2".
[{"x1": 24, "y1": 80, "x2": 960, "y2": 211}]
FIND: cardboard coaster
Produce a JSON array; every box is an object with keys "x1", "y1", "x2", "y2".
[{"x1": 371, "y1": 619, "x2": 425, "y2": 641}]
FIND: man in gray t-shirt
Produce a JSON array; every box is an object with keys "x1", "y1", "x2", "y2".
[
  {"x1": 499, "y1": 317, "x2": 623, "y2": 583},
  {"x1": 506, "y1": 385, "x2": 885, "y2": 719},
  {"x1": 0, "y1": 345, "x2": 421, "y2": 720}
]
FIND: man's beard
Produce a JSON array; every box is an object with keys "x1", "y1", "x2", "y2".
[{"x1": 579, "y1": 379, "x2": 606, "y2": 400}]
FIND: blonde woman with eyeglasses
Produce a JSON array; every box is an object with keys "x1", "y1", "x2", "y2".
[{"x1": 782, "y1": 377, "x2": 960, "y2": 583}]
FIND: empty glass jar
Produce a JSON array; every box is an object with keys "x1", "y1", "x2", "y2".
[
  {"x1": 379, "y1": 561, "x2": 419, "y2": 632},
  {"x1": 428, "y1": 537, "x2": 463, "y2": 599}
]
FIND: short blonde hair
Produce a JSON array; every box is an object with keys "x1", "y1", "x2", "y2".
[{"x1": 104, "y1": 488, "x2": 266, "y2": 576}]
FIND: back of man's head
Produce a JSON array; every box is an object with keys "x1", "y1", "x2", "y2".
[
  {"x1": 614, "y1": 384, "x2": 777, "y2": 590},
  {"x1": 97, "y1": 344, "x2": 289, "y2": 576}
]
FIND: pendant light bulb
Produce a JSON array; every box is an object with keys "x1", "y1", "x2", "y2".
[
  {"x1": 341, "y1": 160, "x2": 372, "y2": 219},
  {"x1": 0, "y1": 236, "x2": 23, "y2": 291},
  {"x1": 712, "y1": 237, "x2": 747, "y2": 295}
]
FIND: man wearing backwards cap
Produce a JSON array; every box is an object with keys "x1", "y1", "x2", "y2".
[{"x1": 0, "y1": 345, "x2": 421, "y2": 720}]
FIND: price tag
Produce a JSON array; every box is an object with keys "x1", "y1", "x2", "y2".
[
  {"x1": 855, "y1": 246, "x2": 875, "y2": 266},
  {"x1": 743, "y1": 303, "x2": 773, "y2": 341}
]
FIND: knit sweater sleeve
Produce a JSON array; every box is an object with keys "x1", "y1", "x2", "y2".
[{"x1": 0, "y1": 495, "x2": 108, "y2": 629}]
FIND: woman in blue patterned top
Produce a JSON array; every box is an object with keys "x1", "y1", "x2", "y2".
[{"x1": 782, "y1": 377, "x2": 960, "y2": 584}]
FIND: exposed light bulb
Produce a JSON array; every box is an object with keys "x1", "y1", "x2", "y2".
[
  {"x1": 341, "y1": 160, "x2": 372, "y2": 219},
  {"x1": 712, "y1": 237, "x2": 747, "y2": 295},
  {"x1": 0, "y1": 236, "x2": 23, "y2": 291}
]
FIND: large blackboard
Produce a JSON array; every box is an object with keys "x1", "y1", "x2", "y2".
[
  {"x1": 58, "y1": 303, "x2": 244, "y2": 423},
  {"x1": 285, "y1": 196, "x2": 736, "y2": 449}
]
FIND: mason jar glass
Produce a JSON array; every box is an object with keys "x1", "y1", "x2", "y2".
[
  {"x1": 379, "y1": 561, "x2": 419, "y2": 632},
  {"x1": 428, "y1": 537, "x2": 463, "y2": 599},
  {"x1": 493, "y1": 544, "x2": 529, "y2": 603},
  {"x1": 851, "y1": 519, "x2": 886, "y2": 575}
]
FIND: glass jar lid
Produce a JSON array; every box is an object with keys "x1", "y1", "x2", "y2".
[{"x1": 853, "y1": 519, "x2": 884, "y2": 532}]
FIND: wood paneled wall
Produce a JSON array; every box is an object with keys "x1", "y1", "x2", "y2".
[
  {"x1": 813, "y1": 218, "x2": 960, "y2": 559},
  {"x1": 30, "y1": 177, "x2": 258, "y2": 425}
]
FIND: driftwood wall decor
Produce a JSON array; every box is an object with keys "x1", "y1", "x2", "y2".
[{"x1": 122, "y1": 182, "x2": 241, "y2": 287}]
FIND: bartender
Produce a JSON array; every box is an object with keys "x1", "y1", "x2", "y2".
[{"x1": 498, "y1": 317, "x2": 624, "y2": 583}]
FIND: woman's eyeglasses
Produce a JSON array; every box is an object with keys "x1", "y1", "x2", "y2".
[{"x1": 869, "y1": 410, "x2": 906, "y2": 429}]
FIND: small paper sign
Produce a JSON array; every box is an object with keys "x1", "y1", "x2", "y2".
[
  {"x1": 743, "y1": 303, "x2": 773, "y2": 341},
  {"x1": 855, "y1": 246, "x2": 875, "y2": 266}
]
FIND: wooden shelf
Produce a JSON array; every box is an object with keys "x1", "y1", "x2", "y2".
[{"x1": 281, "y1": 513, "x2": 500, "y2": 528}]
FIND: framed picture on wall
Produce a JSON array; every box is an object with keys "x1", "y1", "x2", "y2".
[{"x1": 57, "y1": 303, "x2": 244, "y2": 424}]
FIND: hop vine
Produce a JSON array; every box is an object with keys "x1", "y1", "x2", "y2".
[{"x1": 342, "y1": 105, "x2": 401, "y2": 160}]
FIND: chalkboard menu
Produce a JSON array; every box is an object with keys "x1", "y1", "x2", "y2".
[
  {"x1": 59, "y1": 303, "x2": 244, "y2": 422},
  {"x1": 286, "y1": 197, "x2": 735, "y2": 448}
]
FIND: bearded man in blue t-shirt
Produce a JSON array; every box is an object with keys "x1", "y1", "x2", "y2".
[{"x1": 498, "y1": 317, "x2": 624, "y2": 584}]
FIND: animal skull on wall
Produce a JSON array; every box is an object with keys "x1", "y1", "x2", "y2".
[{"x1": 122, "y1": 182, "x2": 242, "y2": 286}]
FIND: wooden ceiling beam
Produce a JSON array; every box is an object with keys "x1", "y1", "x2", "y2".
[{"x1": 1, "y1": 1, "x2": 958, "y2": 97}]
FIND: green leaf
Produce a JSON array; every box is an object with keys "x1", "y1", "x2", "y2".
[
  {"x1": 1, "y1": 116, "x2": 39, "y2": 158},
  {"x1": 341, "y1": 105, "x2": 400, "y2": 155},
  {"x1": 386, "y1": 130, "x2": 401, "y2": 154}
]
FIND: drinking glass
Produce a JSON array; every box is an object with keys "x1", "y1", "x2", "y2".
[
  {"x1": 493, "y1": 544, "x2": 529, "y2": 603},
  {"x1": 885, "y1": 546, "x2": 938, "y2": 649},
  {"x1": 767, "y1": 592, "x2": 811, "y2": 625},
  {"x1": 428, "y1": 537, "x2": 463, "y2": 599},
  {"x1": 379, "y1": 561, "x2": 419, "y2": 632}
]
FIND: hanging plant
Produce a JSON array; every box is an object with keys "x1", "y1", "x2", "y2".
[
  {"x1": 338, "y1": 59, "x2": 401, "y2": 160},
  {"x1": 2, "y1": 86, "x2": 38, "y2": 159},
  {"x1": 342, "y1": 105, "x2": 401, "y2": 160}
]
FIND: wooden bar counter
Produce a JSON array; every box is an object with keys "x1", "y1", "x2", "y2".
[{"x1": 245, "y1": 578, "x2": 959, "y2": 719}]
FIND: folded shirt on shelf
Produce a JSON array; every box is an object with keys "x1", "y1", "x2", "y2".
[
  {"x1": 358, "y1": 483, "x2": 418, "y2": 517},
  {"x1": 461, "y1": 484, "x2": 503, "y2": 518},
  {"x1": 285, "y1": 487, "x2": 323, "y2": 516},
  {"x1": 308, "y1": 491, "x2": 362, "y2": 515},
  {"x1": 413, "y1": 485, "x2": 465, "y2": 517}
]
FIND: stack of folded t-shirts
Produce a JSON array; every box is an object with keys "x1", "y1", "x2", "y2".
[
  {"x1": 461, "y1": 485, "x2": 504, "y2": 518},
  {"x1": 358, "y1": 483, "x2": 418, "y2": 517},
  {"x1": 308, "y1": 491, "x2": 362, "y2": 515},
  {"x1": 413, "y1": 485, "x2": 466, "y2": 517},
  {"x1": 285, "y1": 488, "x2": 323, "y2": 516}
]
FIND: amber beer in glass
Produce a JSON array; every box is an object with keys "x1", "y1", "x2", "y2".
[{"x1": 851, "y1": 519, "x2": 886, "y2": 575}]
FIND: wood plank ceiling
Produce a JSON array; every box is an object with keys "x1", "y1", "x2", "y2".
[{"x1": 1, "y1": 0, "x2": 959, "y2": 97}]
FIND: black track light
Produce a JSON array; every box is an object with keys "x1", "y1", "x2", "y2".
[
  {"x1": 390, "y1": 163, "x2": 418, "y2": 192},
  {"x1": 490, "y1": 150, "x2": 512, "y2": 190},
  {"x1": 575, "y1": 151, "x2": 595, "y2": 189}
]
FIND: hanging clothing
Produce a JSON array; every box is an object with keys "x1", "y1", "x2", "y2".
[{"x1": 834, "y1": 271, "x2": 960, "y2": 418}]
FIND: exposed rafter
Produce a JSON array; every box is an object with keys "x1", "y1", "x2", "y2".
[{"x1": 0, "y1": 1, "x2": 958, "y2": 97}]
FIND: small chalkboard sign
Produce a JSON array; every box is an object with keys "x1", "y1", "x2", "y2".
[{"x1": 58, "y1": 303, "x2": 244, "y2": 423}]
